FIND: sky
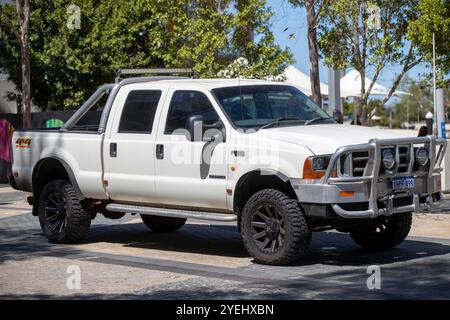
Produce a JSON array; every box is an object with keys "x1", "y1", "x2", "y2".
[{"x1": 266, "y1": 0, "x2": 431, "y2": 89}]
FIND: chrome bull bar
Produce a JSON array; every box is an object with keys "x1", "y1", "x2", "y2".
[{"x1": 321, "y1": 136, "x2": 446, "y2": 218}]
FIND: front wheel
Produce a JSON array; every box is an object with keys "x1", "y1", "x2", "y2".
[
  {"x1": 350, "y1": 212, "x2": 412, "y2": 250},
  {"x1": 240, "y1": 189, "x2": 311, "y2": 265},
  {"x1": 38, "y1": 180, "x2": 91, "y2": 243}
]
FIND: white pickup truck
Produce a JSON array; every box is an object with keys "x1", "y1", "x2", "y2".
[{"x1": 9, "y1": 73, "x2": 446, "y2": 265}]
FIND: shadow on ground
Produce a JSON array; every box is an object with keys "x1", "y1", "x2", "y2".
[
  {"x1": 1, "y1": 255, "x2": 449, "y2": 299},
  {"x1": 1, "y1": 216, "x2": 449, "y2": 269}
]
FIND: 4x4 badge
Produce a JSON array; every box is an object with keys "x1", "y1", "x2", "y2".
[{"x1": 16, "y1": 138, "x2": 31, "y2": 148}]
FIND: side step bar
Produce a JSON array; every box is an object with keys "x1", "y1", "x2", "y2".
[{"x1": 106, "y1": 203, "x2": 237, "y2": 222}]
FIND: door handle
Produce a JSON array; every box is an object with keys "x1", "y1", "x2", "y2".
[
  {"x1": 156, "y1": 144, "x2": 164, "y2": 159},
  {"x1": 110, "y1": 143, "x2": 117, "y2": 157}
]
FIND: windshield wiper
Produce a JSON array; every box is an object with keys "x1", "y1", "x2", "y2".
[
  {"x1": 258, "y1": 117, "x2": 303, "y2": 130},
  {"x1": 304, "y1": 116, "x2": 330, "y2": 125}
]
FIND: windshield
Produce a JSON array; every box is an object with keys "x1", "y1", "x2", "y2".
[{"x1": 212, "y1": 85, "x2": 333, "y2": 129}]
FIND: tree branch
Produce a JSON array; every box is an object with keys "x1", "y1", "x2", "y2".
[
  {"x1": 0, "y1": 7, "x2": 20, "y2": 40},
  {"x1": 368, "y1": 46, "x2": 422, "y2": 118},
  {"x1": 365, "y1": 23, "x2": 389, "y2": 101},
  {"x1": 381, "y1": 61, "x2": 421, "y2": 106},
  {"x1": 314, "y1": 0, "x2": 330, "y2": 22},
  {"x1": 15, "y1": 0, "x2": 23, "y2": 30}
]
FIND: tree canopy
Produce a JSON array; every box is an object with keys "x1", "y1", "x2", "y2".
[
  {"x1": 0, "y1": 0, "x2": 292, "y2": 111},
  {"x1": 317, "y1": 0, "x2": 424, "y2": 122},
  {"x1": 408, "y1": 0, "x2": 450, "y2": 77}
]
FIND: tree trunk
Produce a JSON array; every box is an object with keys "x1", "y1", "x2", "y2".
[
  {"x1": 16, "y1": 0, "x2": 31, "y2": 128},
  {"x1": 20, "y1": 36, "x2": 31, "y2": 128},
  {"x1": 353, "y1": 97, "x2": 360, "y2": 125},
  {"x1": 305, "y1": 0, "x2": 322, "y2": 107}
]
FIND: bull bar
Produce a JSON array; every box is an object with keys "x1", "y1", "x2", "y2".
[{"x1": 292, "y1": 136, "x2": 447, "y2": 219}]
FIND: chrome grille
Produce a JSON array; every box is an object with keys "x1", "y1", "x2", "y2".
[
  {"x1": 351, "y1": 151, "x2": 369, "y2": 177},
  {"x1": 397, "y1": 146, "x2": 410, "y2": 173},
  {"x1": 342, "y1": 144, "x2": 416, "y2": 177}
]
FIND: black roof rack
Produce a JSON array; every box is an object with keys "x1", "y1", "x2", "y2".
[{"x1": 115, "y1": 68, "x2": 195, "y2": 83}]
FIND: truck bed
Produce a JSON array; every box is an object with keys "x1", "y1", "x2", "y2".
[{"x1": 11, "y1": 130, "x2": 108, "y2": 199}]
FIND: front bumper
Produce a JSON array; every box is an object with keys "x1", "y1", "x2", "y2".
[{"x1": 292, "y1": 136, "x2": 446, "y2": 218}]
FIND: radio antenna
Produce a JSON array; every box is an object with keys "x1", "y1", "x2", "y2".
[{"x1": 238, "y1": 68, "x2": 244, "y2": 121}]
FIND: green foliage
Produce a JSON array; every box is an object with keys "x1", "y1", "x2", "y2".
[
  {"x1": 0, "y1": 0, "x2": 292, "y2": 111},
  {"x1": 342, "y1": 100, "x2": 354, "y2": 116},
  {"x1": 315, "y1": 0, "x2": 428, "y2": 124},
  {"x1": 217, "y1": 56, "x2": 286, "y2": 80},
  {"x1": 373, "y1": 76, "x2": 435, "y2": 128},
  {"x1": 318, "y1": 0, "x2": 419, "y2": 71},
  {"x1": 392, "y1": 76, "x2": 438, "y2": 127},
  {"x1": 408, "y1": 0, "x2": 450, "y2": 75}
]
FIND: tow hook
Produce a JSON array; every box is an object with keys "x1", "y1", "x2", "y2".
[{"x1": 380, "y1": 194, "x2": 395, "y2": 215}]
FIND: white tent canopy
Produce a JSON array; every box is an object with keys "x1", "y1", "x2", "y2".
[
  {"x1": 339, "y1": 69, "x2": 409, "y2": 98},
  {"x1": 284, "y1": 66, "x2": 409, "y2": 99},
  {"x1": 284, "y1": 65, "x2": 328, "y2": 96},
  {"x1": 339, "y1": 69, "x2": 389, "y2": 98}
]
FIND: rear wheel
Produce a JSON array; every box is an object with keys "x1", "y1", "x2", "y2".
[
  {"x1": 240, "y1": 189, "x2": 311, "y2": 265},
  {"x1": 350, "y1": 212, "x2": 412, "y2": 250},
  {"x1": 38, "y1": 180, "x2": 91, "y2": 243},
  {"x1": 140, "y1": 215, "x2": 186, "y2": 232}
]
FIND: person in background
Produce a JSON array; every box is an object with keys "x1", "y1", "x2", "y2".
[
  {"x1": 0, "y1": 119, "x2": 14, "y2": 182},
  {"x1": 418, "y1": 126, "x2": 428, "y2": 137}
]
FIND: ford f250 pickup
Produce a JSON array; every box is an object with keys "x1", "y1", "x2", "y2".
[{"x1": 9, "y1": 72, "x2": 446, "y2": 265}]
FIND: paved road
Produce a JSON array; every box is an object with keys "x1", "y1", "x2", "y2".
[{"x1": 1, "y1": 188, "x2": 449, "y2": 299}]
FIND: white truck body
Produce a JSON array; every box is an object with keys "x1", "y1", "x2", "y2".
[{"x1": 9, "y1": 76, "x2": 446, "y2": 265}]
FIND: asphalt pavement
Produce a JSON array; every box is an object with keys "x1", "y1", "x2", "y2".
[{"x1": 1, "y1": 186, "x2": 449, "y2": 299}]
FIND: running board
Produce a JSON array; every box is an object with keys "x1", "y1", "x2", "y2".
[{"x1": 105, "y1": 203, "x2": 237, "y2": 222}]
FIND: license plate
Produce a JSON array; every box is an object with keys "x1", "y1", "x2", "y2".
[{"x1": 392, "y1": 176, "x2": 414, "y2": 190}]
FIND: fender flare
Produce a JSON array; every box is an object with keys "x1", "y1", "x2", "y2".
[
  {"x1": 32, "y1": 156, "x2": 85, "y2": 200},
  {"x1": 233, "y1": 169, "x2": 292, "y2": 208},
  {"x1": 258, "y1": 169, "x2": 290, "y2": 182}
]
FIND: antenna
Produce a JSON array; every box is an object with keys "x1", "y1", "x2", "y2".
[{"x1": 238, "y1": 69, "x2": 244, "y2": 121}]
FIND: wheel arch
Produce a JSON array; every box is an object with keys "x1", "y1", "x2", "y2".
[
  {"x1": 233, "y1": 169, "x2": 297, "y2": 228},
  {"x1": 32, "y1": 157, "x2": 84, "y2": 216}
]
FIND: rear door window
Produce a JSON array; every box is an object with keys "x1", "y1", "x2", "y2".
[{"x1": 118, "y1": 90, "x2": 162, "y2": 133}]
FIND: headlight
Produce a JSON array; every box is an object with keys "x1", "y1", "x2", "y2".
[
  {"x1": 312, "y1": 156, "x2": 330, "y2": 171},
  {"x1": 416, "y1": 147, "x2": 429, "y2": 166},
  {"x1": 303, "y1": 155, "x2": 334, "y2": 179},
  {"x1": 382, "y1": 149, "x2": 395, "y2": 170}
]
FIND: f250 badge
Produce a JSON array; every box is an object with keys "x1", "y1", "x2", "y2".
[{"x1": 16, "y1": 138, "x2": 31, "y2": 148}]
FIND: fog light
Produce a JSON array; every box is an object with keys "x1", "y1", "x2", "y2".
[
  {"x1": 382, "y1": 149, "x2": 395, "y2": 170},
  {"x1": 416, "y1": 147, "x2": 429, "y2": 166}
]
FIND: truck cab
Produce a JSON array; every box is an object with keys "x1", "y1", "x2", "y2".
[{"x1": 10, "y1": 72, "x2": 446, "y2": 265}]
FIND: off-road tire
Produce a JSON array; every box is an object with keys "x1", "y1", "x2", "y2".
[
  {"x1": 350, "y1": 212, "x2": 412, "y2": 250},
  {"x1": 240, "y1": 189, "x2": 311, "y2": 265},
  {"x1": 38, "y1": 179, "x2": 91, "y2": 243},
  {"x1": 141, "y1": 215, "x2": 186, "y2": 232}
]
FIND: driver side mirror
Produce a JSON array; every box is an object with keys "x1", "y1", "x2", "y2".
[
  {"x1": 186, "y1": 115, "x2": 204, "y2": 142},
  {"x1": 186, "y1": 115, "x2": 226, "y2": 142},
  {"x1": 333, "y1": 109, "x2": 344, "y2": 124}
]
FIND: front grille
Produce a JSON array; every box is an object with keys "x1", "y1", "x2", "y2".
[
  {"x1": 352, "y1": 151, "x2": 369, "y2": 176},
  {"x1": 397, "y1": 146, "x2": 410, "y2": 173},
  {"x1": 341, "y1": 144, "x2": 420, "y2": 177}
]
